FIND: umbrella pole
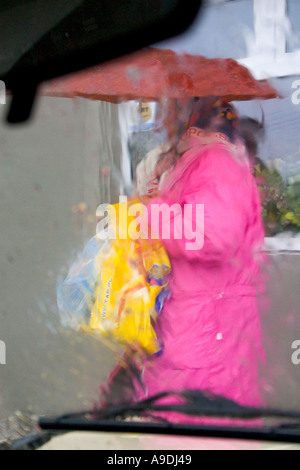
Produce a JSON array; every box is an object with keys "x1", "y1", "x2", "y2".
[{"x1": 133, "y1": 97, "x2": 144, "y2": 181}]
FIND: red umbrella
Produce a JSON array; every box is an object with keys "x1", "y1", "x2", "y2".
[{"x1": 39, "y1": 47, "x2": 279, "y2": 103}]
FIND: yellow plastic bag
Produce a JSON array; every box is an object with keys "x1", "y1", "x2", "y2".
[{"x1": 89, "y1": 199, "x2": 171, "y2": 355}]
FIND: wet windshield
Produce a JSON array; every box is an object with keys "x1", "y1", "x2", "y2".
[{"x1": 1, "y1": 0, "x2": 300, "y2": 447}]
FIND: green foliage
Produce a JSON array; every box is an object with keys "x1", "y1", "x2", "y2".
[{"x1": 254, "y1": 162, "x2": 300, "y2": 236}]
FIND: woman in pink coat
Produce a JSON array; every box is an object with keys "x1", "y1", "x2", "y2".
[{"x1": 137, "y1": 98, "x2": 267, "y2": 419}]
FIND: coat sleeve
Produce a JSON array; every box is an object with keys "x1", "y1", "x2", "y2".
[{"x1": 145, "y1": 146, "x2": 261, "y2": 265}]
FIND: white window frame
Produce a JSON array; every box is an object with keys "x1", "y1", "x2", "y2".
[
  {"x1": 239, "y1": 0, "x2": 300, "y2": 79},
  {"x1": 237, "y1": 1, "x2": 300, "y2": 251}
]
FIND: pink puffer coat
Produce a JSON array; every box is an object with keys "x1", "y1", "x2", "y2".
[{"x1": 139, "y1": 130, "x2": 266, "y2": 421}]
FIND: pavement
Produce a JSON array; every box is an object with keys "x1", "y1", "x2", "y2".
[{"x1": 0, "y1": 96, "x2": 119, "y2": 425}]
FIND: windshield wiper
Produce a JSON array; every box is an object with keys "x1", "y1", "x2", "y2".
[
  {"x1": 38, "y1": 389, "x2": 300, "y2": 444},
  {"x1": 43, "y1": 389, "x2": 300, "y2": 421}
]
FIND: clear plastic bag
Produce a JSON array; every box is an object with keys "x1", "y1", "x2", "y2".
[{"x1": 56, "y1": 237, "x2": 104, "y2": 329}]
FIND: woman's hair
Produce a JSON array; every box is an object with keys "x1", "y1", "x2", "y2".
[
  {"x1": 155, "y1": 96, "x2": 242, "y2": 176},
  {"x1": 238, "y1": 116, "x2": 265, "y2": 158},
  {"x1": 190, "y1": 96, "x2": 240, "y2": 143}
]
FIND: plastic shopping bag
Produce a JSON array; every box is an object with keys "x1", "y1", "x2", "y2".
[
  {"x1": 88, "y1": 199, "x2": 171, "y2": 355},
  {"x1": 56, "y1": 236, "x2": 104, "y2": 329}
]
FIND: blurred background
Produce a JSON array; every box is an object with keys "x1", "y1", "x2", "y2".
[{"x1": 1, "y1": 0, "x2": 300, "y2": 440}]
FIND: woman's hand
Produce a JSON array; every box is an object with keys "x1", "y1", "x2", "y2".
[
  {"x1": 139, "y1": 194, "x2": 157, "y2": 205},
  {"x1": 155, "y1": 150, "x2": 177, "y2": 179}
]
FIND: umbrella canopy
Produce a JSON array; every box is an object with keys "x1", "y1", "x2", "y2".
[{"x1": 39, "y1": 47, "x2": 279, "y2": 103}]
